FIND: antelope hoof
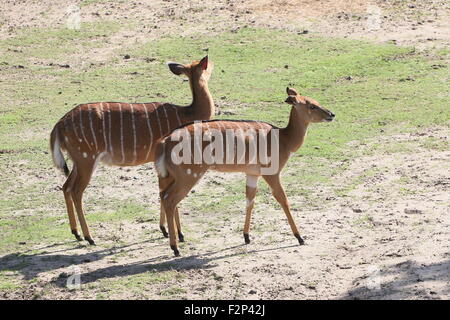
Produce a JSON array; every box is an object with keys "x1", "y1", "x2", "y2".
[
  {"x1": 85, "y1": 237, "x2": 96, "y2": 245},
  {"x1": 72, "y1": 230, "x2": 82, "y2": 241},
  {"x1": 244, "y1": 233, "x2": 250, "y2": 244},
  {"x1": 171, "y1": 245, "x2": 180, "y2": 257},
  {"x1": 294, "y1": 233, "x2": 305, "y2": 245},
  {"x1": 160, "y1": 225, "x2": 169, "y2": 238},
  {"x1": 178, "y1": 232, "x2": 185, "y2": 242}
]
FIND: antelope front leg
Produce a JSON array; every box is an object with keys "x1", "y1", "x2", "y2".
[
  {"x1": 159, "y1": 203, "x2": 183, "y2": 241},
  {"x1": 174, "y1": 207, "x2": 184, "y2": 242},
  {"x1": 263, "y1": 174, "x2": 305, "y2": 245},
  {"x1": 243, "y1": 175, "x2": 259, "y2": 244},
  {"x1": 165, "y1": 205, "x2": 179, "y2": 257}
]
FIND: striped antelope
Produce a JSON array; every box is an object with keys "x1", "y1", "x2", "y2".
[
  {"x1": 155, "y1": 87, "x2": 335, "y2": 256},
  {"x1": 50, "y1": 56, "x2": 214, "y2": 245}
]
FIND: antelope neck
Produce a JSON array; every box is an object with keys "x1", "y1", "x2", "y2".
[
  {"x1": 280, "y1": 106, "x2": 310, "y2": 153},
  {"x1": 189, "y1": 75, "x2": 214, "y2": 120}
]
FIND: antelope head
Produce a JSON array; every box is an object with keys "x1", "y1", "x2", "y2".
[
  {"x1": 167, "y1": 55, "x2": 214, "y2": 82},
  {"x1": 285, "y1": 87, "x2": 335, "y2": 123}
]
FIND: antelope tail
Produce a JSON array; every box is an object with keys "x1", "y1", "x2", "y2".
[
  {"x1": 50, "y1": 123, "x2": 69, "y2": 177},
  {"x1": 155, "y1": 142, "x2": 168, "y2": 178}
]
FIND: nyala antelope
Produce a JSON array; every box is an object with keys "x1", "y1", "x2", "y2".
[
  {"x1": 50, "y1": 56, "x2": 214, "y2": 245},
  {"x1": 155, "y1": 87, "x2": 335, "y2": 256}
]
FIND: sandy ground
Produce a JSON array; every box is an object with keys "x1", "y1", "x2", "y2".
[
  {"x1": 1, "y1": 0, "x2": 449, "y2": 48},
  {"x1": 1, "y1": 126, "x2": 449, "y2": 299},
  {"x1": 0, "y1": 0, "x2": 449, "y2": 300}
]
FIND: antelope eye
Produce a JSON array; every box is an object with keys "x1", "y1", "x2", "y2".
[{"x1": 310, "y1": 105, "x2": 317, "y2": 110}]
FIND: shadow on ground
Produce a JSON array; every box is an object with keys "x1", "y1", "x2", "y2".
[
  {"x1": 344, "y1": 256, "x2": 450, "y2": 299},
  {"x1": 53, "y1": 242, "x2": 299, "y2": 287},
  {"x1": 0, "y1": 239, "x2": 298, "y2": 288},
  {"x1": 0, "y1": 240, "x2": 156, "y2": 281}
]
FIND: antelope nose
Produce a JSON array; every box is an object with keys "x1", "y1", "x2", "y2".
[{"x1": 326, "y1": 112, "x2": 335, "y2": 122}]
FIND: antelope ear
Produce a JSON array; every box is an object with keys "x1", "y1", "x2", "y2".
[
  {"x1": 167, "y1": 62, "x2": 185, "y2": 76},
  {"x1": 285, "y1": 95, "x2": 297, "y2": 105},
  {"x1": 286, "y1": 87, "x2": 299, "y2": 96},
  {"x1": 199, "y1": 55, "x2": 208, "y2": 70}
]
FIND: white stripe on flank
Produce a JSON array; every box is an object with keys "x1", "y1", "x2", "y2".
[
  {"x1": 162, "y1": 106, "x2": 170, "y2": 132},
  {"x1": 119, "y1": 103, "x2": 125, "y2": 164},
  {"x1": 100, "y1": 103, "x2": 107, "y2": 151},
  {"x1": 219, "y1": 122, "x2": 226, "y2": 140},
  {"x1": 154, "y1": 104, "x2": 163, "y2": 138},
  {"x1": 143, "y1": 103, "x2": 154, "y2": 161},
  {"x1": 88, "y1": 104, "x2": 98, "y2": 152},
  {"x1": 108, "y1": 105, "x2": 114, "y2": 159},
  {"x1": 234, "y1": 121, "x2": 242, "y2": 131},
  {"x1": 79, "y1": 106, "x2": 92, "y2": 150},
  {"x1": 173, "y1": 106, "x2": 181, "y2": 127},
  {"x1": 107, "y1": 105, "x2": 114, "y2": 158},
  {"x1": 214, "y1": 121, "x2": 221, "y2": 130},
  {"x1": 261, "y1": 122, "x2": 268, "y2": 133},
  {"x1": 254, "y1": 122, "x2": 263, "y2": 137},
  {"x1": 130, "y1": 104, "x2": 137, "y2": 164},
  {"x1": 226, "y1": 121, "x2": 236, "y2": 130}
]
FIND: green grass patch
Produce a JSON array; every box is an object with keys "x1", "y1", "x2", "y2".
[
  {"x1": 96, "y1": 269, "x2": 183, "y2": 298},
  {"x1": 159, "y1": 286, "x2": 187, "y2": 297},
  {"x1": 1, "y1": 21, "x2": 123, "y2": 62},
  {"x1": 0, "y1": 271, "x2": 23, "y2": 291}
]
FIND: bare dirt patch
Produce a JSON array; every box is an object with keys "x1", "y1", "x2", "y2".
[
  {"x1": 243, "y1": 0, "x2": 450, "y2": 48},
  {"x1": 1, "y1": 0, "x2": 449, "y2": 50}
]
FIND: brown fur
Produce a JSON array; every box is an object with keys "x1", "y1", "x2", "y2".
[
  {"x1": 156, "y1": 87, "x2": 335, "y2": 256},
  {"x1": 49, "y1": 56, "x2": 215, "y2": 243}
]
